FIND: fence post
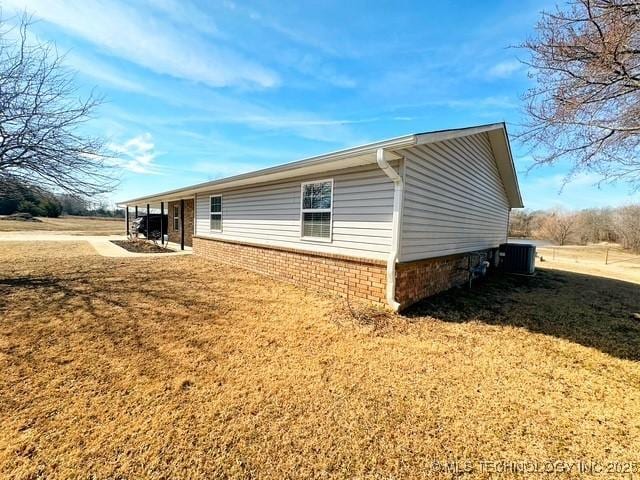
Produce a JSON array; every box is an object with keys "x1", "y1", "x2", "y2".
[{"x1": 605, "y1": 248, "x2": 609, "y2": 265}]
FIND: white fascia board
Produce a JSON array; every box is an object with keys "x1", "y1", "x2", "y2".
[
  {"x1": 118, "y1": 122, "x2": 525, "y2": 208},
  {"x1": 487, "y1": 128, "x2": 524, "y2": 208},
  {"x1": 414, "y1": 123, "x2": 504, "y2": 145},
  {"x1": 118, "y1": 137, "x2": 413, "y2": 206}
]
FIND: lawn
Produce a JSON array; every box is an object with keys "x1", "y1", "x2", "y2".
[
  {"x1": 0, "y1": 215, "x2": 123, "y2": 235},
  {"x1": 1, "y1": 242, "x2": 639, "y2": 479},
  {"x1": 537, "y1": 244, "x2": 640, "y2": 285}
]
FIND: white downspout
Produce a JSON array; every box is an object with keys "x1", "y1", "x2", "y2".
[{"x1": 376, "y1": 148, "x2": 403, "y2": 311}]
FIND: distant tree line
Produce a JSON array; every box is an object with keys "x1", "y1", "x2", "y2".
[
  {"x1": 509, "y1": 205, "x2": 640, "y2": 252},
  {"x1": 0, "y1": 180, "x2": 123, "y2": 218}
]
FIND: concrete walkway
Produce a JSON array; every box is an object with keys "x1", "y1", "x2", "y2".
[{"x1": 0, "y1": 232, "x2": 192, "y2": 258}]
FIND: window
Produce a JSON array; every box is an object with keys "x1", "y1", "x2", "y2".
[
  {"x1": 300, "y1": 180, "x2": 332, "y2": 240},
  {"x1": 210, "y1": 195, "x2": 222, "y2": 231},
  {"x1": 173, "y1": 205, "x2": 179, "y2": 231}
]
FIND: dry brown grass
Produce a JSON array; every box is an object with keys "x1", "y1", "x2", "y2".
[
  {"x1": 1, "y1": 242, "x2": 639, "y2": 479},
  {"x1": 538, "y1": 244, "x2": 640, "y2": 285},
  {"x1": 0, "y1": 215, "x2": 123, "y2": 235}
]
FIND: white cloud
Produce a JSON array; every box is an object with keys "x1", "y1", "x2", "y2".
[
  {"x1": 4, "y1": 0, "x2": 278, "y2": 88},
  {"x1": 64, "y1": 52, "x2": 144, "y2": 92},
  {"x1": 283, "y1": 51, "x2": 356, "y2": 88},
  {"x1": 110, "y1": 133, "x2": 160, "y2": 174},
  {"x1": 487, "y1": 59, "x2": 523, "y2": 78},
  {"x1": 189, "y1": 161, "x2": 263, "y2": 179},
  {"x1": 104, "y1": 98, "x2": 371, "y2": 146},
  {"x1": 221, "y1": 2, "x2": 350, "y2": 57},
  {"x1": 142, "y1": 0, "x2": 219, "y2": 36},
  {"x1": 422, "y1": 95, "x2": 519, "y2": 110}
]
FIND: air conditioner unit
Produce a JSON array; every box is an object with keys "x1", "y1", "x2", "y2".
[{"x1": 499, "y1": 243, "x2": 536, "y2": 275}]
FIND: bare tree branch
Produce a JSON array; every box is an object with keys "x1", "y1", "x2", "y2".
[
  {"x1": 0, "y1": 13, "x2": 119, "y2": 197},
  {"x1": 517, "y1": 0, "x2": 640, "y2": 189}
]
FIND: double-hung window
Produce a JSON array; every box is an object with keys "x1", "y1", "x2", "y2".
[
  {"x1": 173, "y1": 205, "x2": 179, "y2": 231},
  {"x1": 300, "y1": 179, "x2": 333, "y2": 240},
  {"x1": 210, "y1": 195, "x2": 222, "y2": 231}
]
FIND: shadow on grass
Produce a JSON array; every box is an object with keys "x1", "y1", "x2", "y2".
[
  {"x1": 0, "y1": 265, "x2": 220, "y2": 355},
  {"x1": 0, "y1": 268, "x2": 209, "y2": 315},
  {"x1": 404, "y1": 268, "x2": 640, "y2": 362}
]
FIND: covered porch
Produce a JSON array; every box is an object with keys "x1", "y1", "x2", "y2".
[{"x1": 120, "y1": 196, "x2": 195, "y2": 251}]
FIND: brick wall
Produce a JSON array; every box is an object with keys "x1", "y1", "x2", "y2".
[
  {"x1": 395, "y1": 249, "x2": 494, "y2": 309},
  {"x1": 193, "y1": 236, "x2": 495, "y2": 310},
  {"x1": 168, "y1": 199, "x2": 194, "y2": 247},
  {"x1": 193, "y1": 236, "x2": 387, "y2": 305}
]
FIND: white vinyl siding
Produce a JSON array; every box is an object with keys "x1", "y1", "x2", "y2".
[
  {"x1": 195, "y1": 164, "x2": 395, "y2": 260},
  {"x1": 399, "y1": 132, "x2": 510, "y2": 262}
]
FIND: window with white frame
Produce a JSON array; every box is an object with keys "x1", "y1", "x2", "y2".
[
  {"x1": 301, "y1": 180, "x2": 332, "y2": 239},
  {"x1": 210, "y1": 195, "x2": 222, "y2": 231},
  {"x1": 173, "y1": 205, "x2": 179, "y2": 230}
]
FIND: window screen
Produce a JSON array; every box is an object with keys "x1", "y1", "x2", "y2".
[
  {"x1": 210, "y1": 196, "x2": 222, "y2": 231},
  {"x1": 173, "y1": 205, "x2": 179, "y2": 230},
  {"x1": 301, "y1": 180, "x2": 332, "y2": 239}
]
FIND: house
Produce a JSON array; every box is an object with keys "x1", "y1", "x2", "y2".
[{"x1": 119, "y1": 122, "x2": 523, "y2": 311}]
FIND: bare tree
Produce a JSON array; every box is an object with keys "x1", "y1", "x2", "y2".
[
  {"x1": 509, "y1": 209, "x2": 536, "y2": 237},
  {"x1": 614, "y1": 205, "x2": 640, "y2": 252},
  {"x1": 520, "y1": 0, "x2": 640, "y2": 188},
  {"x1": 540, "y1": 209, "x2": 577, "y2": 245},
  {"x1": 575, "y1": 207, "x2": 616, "y2": 243},
  {"x1": 0, "y1": 14, "x2": 117, "y2": 197}
]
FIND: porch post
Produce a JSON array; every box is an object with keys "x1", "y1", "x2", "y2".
[
  {"x1": 125, "y1": 205, "x2": 129, "y2": 236},
  {"x1": 146, "y1": 203, "x2": 150, "y2": 240},
  {"x1": 180, "y1": 198, "x2": 185, "y2": 250},
  {"x1": 134, "y1": 206, "x2": 138, "y2": 238},
  {"x1": 160, "y1": 201, "x2": 164, "y2": 246}
]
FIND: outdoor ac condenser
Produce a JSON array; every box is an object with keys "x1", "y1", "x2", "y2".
[{"x1": 499, "y1": 243, "x2": 536, "y2": 275}]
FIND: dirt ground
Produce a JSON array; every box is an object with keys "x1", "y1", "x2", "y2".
[
  {"x1": 111, "y1": 240, "x2": 173, "y2": 253},
  {"x1": 1, "y1": 242, "x2": 639, "y2": 479},
  {"x1": 0, "y1": 216, "x2": 124, "y2": 235}
]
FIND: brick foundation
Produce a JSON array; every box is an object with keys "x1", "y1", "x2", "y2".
[
  {"x1": 168, "y1": 199, "x2": 194, "y2": 247},
  {"x1": 193, "y1": 236, "x2": 388, "y2": 305},
  {"x1": 193, "y1": 236, "x2": 495, "y2": 310},
  {"x1": 395, "y1": 249, "x2": 495, "y2": 309}
]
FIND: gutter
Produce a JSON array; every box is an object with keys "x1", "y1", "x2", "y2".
[
  {"x1": 376, "y1": 147, "x2": 403, "y2": 311},
  {"x1": 118, "y1": 122, "x2": 517, "y2": 207},
  {"x1": 118, "y1": 134, "x2": 416, "y2": 206}
]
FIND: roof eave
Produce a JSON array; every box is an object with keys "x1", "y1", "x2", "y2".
[
  {"x1": 117, "y1": 122, "x2": 524, "y2": 209},
  {"x1": 117, "y1": 134, "x2": 416, "y2": 205},
  {"x1": 414, "y1": 122, "x2": 505, "y2": 145},
  {"x1": 486, "y1": 123, "x2": 524, "y2": 209}
]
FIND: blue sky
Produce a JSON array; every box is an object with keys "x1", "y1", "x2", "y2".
[{"x1": 5, "y1": 0, "x2": 640, "y2": 210}]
